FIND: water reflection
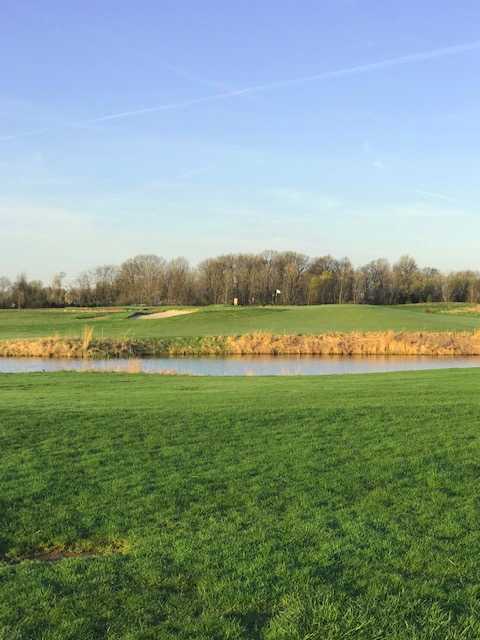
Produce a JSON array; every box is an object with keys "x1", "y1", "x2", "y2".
[{"x1": 1, "y1": 355, "x2": 480, "y2": 376}]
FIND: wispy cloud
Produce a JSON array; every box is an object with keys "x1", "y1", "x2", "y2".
[
  {"x1": 142, "y1": 165, "x2": 215, "y2": 191},
  {"x1": 374, "y1": 202, "x2": 470, "y2": 219},
  {"x1": 414, "y1": 189, "x2": 459, "y2": 204},
  {"x1": 0, "y1": 199, "x2": 204, "y2": 280},
  {"x1": 265, "y1": 187, "x2": 341, "y2": 209},
  {"x1": 2, "y1": 40, "x2": 480, "y2": 142}
]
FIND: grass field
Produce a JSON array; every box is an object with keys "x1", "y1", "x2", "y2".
[
  {"x1": 1, "y1": 303, "x2": 480, "y2": 341},
  {"x1": 2, "y1": 369, "x2": 480, "y2": 638}
]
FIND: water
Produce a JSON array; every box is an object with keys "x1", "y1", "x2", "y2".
[{"x1": 1, "y1": 355, "x2": 480, "y2": 376}]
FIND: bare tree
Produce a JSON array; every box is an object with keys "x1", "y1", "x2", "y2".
[
  {"x1": 0, "y1": 277, "x2": 12, "y2": 307},
  {"x1": 47, "y1": 272, "x2": 66, "y2": 307},
  {"x1": 117, "y1": 255, "x2": 167, "y2": 305},
  {"x1": 362, "y1": 259, "x2": 393, "y2": 305},
  {"x1": 3, "y1": 250, "x2": 479, "y2": 308},
  {"x1": 165, "y1": 258, "x2": 195, "y2": 304}
]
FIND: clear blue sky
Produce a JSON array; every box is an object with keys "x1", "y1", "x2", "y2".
[{"x1": 2, "y1": 0, "x2": 480, "y2": 281}]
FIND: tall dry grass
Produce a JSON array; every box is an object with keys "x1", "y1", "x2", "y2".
[
  {"x1": 81, "y1": 326, "x2": 94, "y2": 355},
  {"x1": 0, "y1": 326, "x2": 142, "y2": 359},
  {"x1": 0, "y1": 336, "x2": 88, "y2": 358},
  {"x1": 224, "y1": 331, "x2": 480, "y2": 356},
  {"x1": 2, "y1": 331, "x2": 480, "y2": 358}
]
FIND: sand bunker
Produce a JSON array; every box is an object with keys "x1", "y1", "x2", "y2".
[{"x1": 137, "y1": 309, "x2": 198, "y2": 320}]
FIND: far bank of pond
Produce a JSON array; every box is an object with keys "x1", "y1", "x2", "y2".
[{"x1": 2, "y1": 330, "x2": 480, "y2": 359}]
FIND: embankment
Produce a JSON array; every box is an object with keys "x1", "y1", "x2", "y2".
[{"x1": 2, "y1": 330, "x2": 480, "y2": 358}]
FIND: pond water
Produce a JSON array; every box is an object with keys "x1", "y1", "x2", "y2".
[{"x1": 1, "y1": 355, "x2": 480, "y2": 376}]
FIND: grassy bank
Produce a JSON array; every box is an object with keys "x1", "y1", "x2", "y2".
[
  {"x1": 2, "y1": 370, "x2": 480, "y2": 638},
  {"x1": 1, "y1": 303, "x2": 480, "y2": 341},
  {"x1": 3, "y1": 329, "x2": 480, "y2": 357}
]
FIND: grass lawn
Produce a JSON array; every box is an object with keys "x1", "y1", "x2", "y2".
[
  {"x1": 1, "y1": 303, "x2": 480, "y2": 340},
  {"x1": 1, "y1": 369, "x2": 480, "y2": 638}
]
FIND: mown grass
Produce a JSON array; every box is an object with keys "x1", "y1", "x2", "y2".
[
  {"x1": 2, "y1": 370, "x2": 480, "y2": 638},
  {"x1": 1, "y1": 303, "x2": 480, "y2": 341}
]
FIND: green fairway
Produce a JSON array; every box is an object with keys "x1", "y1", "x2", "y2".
[
  {"x1": 1, "y1": 303, "x2": 480, "y2": 340},
  {"x1": 2, "y1": 370, "x2": 480, "y2": 638}
]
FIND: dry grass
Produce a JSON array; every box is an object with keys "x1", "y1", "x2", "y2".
[
  {"x1": 440, "y1": 305, "x2": 480, "y2": 315},
  {"x1": 0, "y1": 331, "x2": 140, "y2": 359},
  {"x1": 126, "y1": 358, "x2": 142, "y2": 373},
  {"x1": 81, "y1": 326, "x2": 94, "y2": 354},
  {"x1": 83, "y1": 360, "x2": 181, "y2": 375},
  {"x1": 0, "y1": 336, "x2": 90, "y2": 358},
  {"x1": 3, "y1": 330, "x2": 480, "y2": 358},
  {"x1": 225, "y1": 331, "x2": 480, "y2": 356}
]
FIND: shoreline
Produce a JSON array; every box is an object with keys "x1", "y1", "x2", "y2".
[{"x1": 1, "y1": 330, "x2": 480, "y2": 358}]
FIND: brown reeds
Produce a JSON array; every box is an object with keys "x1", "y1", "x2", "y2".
[
  {"x1": 2, "y1": 331, "x2": 480, "y2": 359},
  {"x1": 224, "y1": 331, "x2": 480, "y2": 356},
  {"x1": 0, "y1": 336, "x2": 88, "y2": 359},
  {"x1": 81, "y1": 326, "x2": 94, "y2": 355}
]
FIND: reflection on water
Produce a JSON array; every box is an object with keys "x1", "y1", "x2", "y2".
[{"x1": 1, "y1": 355, "x2": 480, "y2": 376}]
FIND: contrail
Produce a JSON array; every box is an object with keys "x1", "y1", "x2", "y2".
[{"x1": 2, "y1": 39, "x2": 480, "y2": 141}]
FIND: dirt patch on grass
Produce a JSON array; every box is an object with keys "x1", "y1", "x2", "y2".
[
  {"x1": 136, "y1": 309, "x2": 198, "y2": 320},
  {"x1": 1, "y1": 540, "x2": 129, "y2": 565},
  {"x1": 19, "y1": 549, "x2": 97, "y2": 563}
]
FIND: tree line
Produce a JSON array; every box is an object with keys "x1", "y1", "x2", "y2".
[{"x1": 1, "y1": 251, "x2": 480, "y2": 308}]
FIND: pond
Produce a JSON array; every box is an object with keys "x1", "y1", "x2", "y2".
[{"x1": 1, "y1": 355, "x2": 480, "y2": 376}]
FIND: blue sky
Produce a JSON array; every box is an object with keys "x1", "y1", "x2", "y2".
[{"x1": 2, "y1": 0, "x2": 480, "y2": 281}]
